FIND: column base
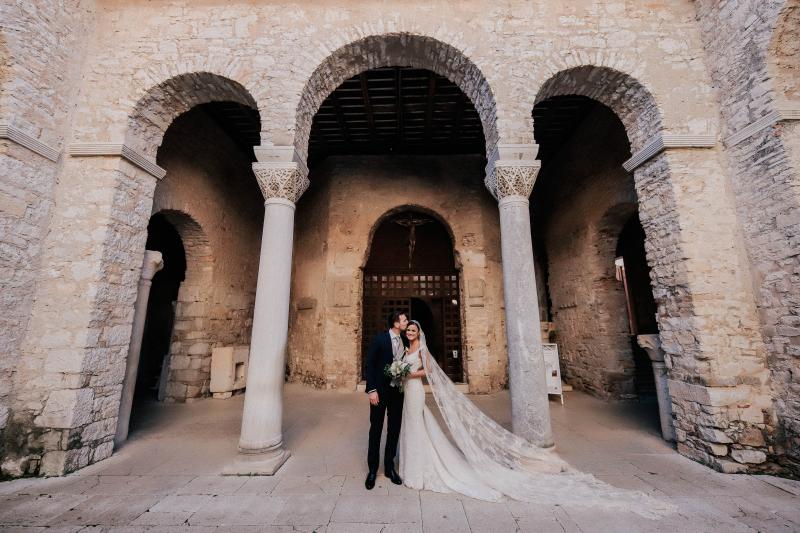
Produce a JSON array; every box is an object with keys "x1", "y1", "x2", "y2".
[{"x1": 222, "y1": 448, "x2": 291, "y2": 476}]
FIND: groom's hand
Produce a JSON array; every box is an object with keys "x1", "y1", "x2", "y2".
[{"x1": 368, "y1": 391, "x2": 379, "y2": 406}]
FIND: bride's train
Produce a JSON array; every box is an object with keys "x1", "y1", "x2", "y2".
[{"x1": 397, "y1": 328, "x2": 675, "y2": 520}]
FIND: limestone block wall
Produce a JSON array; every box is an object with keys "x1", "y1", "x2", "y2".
[
  {"x1": 634, "y1": 148, "x2": 772, "y2": 474},
  {"x1": 152, "y1": 109, "x2": 263, "y2": 402},
  {"x1": 6, "y1": 155, "x2": 157, "y2": 477},
  {"x1": 63, "y1": 0, "x2": 721, "y2": 159},
  {"x1": 695, "y1": 0, "x2": 800, "y2": 475},
  {"x1": 534, "y1": 105, "x2": 640, "y2": 400},
  {"x1": 290, "y1": 155, "x2": 507, "y2": 393},
  {"x1": 0, "y1": 1, "x2": 93, "y2": 455}
]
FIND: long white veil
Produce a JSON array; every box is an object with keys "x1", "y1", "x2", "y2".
[{"x1": 412, "y1": 321, "x2": 674, "y2": 518}]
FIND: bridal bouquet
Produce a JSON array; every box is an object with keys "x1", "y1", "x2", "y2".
[{"x1": 384, "y1": 360, "x2": 412, "y2": 391}]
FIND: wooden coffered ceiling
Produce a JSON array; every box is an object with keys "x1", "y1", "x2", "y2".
[
  {"x1": 533, "y1": 95, "x2": 603, "y2": 163},
  {"x1": 308, "y1": 67, "x2": 485, "y2": 165},
  {"x1": 194, "y1": 77, "x2": 607, "y2": 169}
]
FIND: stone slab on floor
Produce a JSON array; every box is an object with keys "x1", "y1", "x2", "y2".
[{"x1": 0, "y1": 384, "x2": 798, "y2": 532}]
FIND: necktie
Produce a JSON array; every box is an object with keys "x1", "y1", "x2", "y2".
[{"x1": 392, "y1": 336, "x2": 402, "y2": 360}]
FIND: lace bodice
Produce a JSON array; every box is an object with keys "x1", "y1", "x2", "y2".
[{"x1": 403, "y1": 348, "x2": 423, "y2": 371}]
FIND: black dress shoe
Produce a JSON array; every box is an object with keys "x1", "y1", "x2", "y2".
[
  {"x1": 365, "y1": 471, "x2": 377, "y2": 490},
  {"x1": 385, "y1": 468, "x2": 403, "y2": 485}
]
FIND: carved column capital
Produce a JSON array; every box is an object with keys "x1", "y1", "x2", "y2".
[
  {"x1": 252, "y1": 163, "x2": 309, "y2": 203},
  {"x1": 484, "y1": 144, "x2": 541, "y2": 201},
  {"x1": 486, "y1": 161, "x2": 541, "y2": 200}
]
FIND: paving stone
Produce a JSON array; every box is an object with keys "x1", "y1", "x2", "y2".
[
  {"x1": 175, "y1": 475, "x2": 247, "y2": 495},
  {"x1": 272, "y1": 475, "x2": 345, "y2": 495},
  {"x1": 187, "y1": 494, "x2": 286, "y2": 526},
  {"x1": 340, "y1": 474, "x2": 389, "y2": 496},
  {"x1": 235, "y1": 476, "x2": 281, "y2": 494},
  {"x1": 0, "y1": 494, "x2": 91, "y2": 526},
  {"x1": 419, "y1": 491, "x2": 469, "y2": 533},
  {"x1": 47, "y1": 494, "x2": 160, "y2": 526},
  {"x1": 461, "y1": 498, "x2": 517, "y2": 532},
  {"x1": 331, "y1": 494, "x2": 421, "y2": 524},
  {"x1": 272, "y1": 493, "x2": 337, "y2": 525}
]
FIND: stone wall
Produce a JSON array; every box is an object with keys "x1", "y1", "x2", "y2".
[
  {"x1": 152, "y1": 109, "x2": 264, "y2": 401},
  {"x1": 694, "y1": 0, "x2": 800, "y2": 475},
  {"x1": 290, "y1": 155, "x2": 507, "y2": 393},
  {"x1": 0, "y1": 1, "x2": 94, "y2": 461},
  {"x1": 533, "y1": 104, "x2": 640, "y2": 400},
  {"x1": 2, "y1": 0, "x2": 797, "y2": 477}
]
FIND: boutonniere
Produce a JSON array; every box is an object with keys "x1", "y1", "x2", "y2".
[{"x1": 403, "y1": 347, "x2": 408, "y2": 355}]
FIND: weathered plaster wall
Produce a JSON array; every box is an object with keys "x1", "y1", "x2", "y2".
[
  {"x1": 151, "y1": 109, "x2": 264, "y2": 402},
  {"x1": 290, "y1": 155, "x2": 507, "y2": 393}
]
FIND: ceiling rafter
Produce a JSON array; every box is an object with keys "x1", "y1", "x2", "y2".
[{"x1": 308, "y1": 67, "x2": 485, "y2": 165}]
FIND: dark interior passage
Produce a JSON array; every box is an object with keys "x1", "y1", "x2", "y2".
[
  {"x1": 530, "y1": 94, "x2": 660, "y2": 415},
  {"x1": 617, "y1": 215, "x2": 659, "y2": 397},
  {"x1": 132, "y1": 214, "x2": 186, "y2": 416}
]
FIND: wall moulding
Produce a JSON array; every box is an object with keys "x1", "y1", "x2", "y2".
[
  {"x1": 724, "y1": 103, "x2": 800, "y2": 147},
  {"x1": 67, "y1": 143, "x2": 166, "y2": 179},
  {"x1": 623, "y1": 133, "x2": 716, "y2": 172},
  {"x1": 0, "y1": 122, "x2": 60, "y2": 162}
]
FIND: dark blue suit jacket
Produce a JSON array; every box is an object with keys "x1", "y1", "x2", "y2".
[{"x1": 365, "y1": 331, "x2": 407, "y2": 394}]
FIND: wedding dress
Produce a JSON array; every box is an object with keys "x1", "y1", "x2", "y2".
[{"x1": 397, "y1": 322, "x2": 674, "y2": 519}]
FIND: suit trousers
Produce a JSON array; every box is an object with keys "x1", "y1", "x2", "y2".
[{"x1": 367, "y1": 385, "x2": 404, "y2": 473}]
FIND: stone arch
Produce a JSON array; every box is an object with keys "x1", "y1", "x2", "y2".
[
  {"x1": 597, "y1": 202, "x2": 638, "y2": 244},
  {"x1": 768, "y1": 0, "x2": 800, "y2": 102},
  {"x1": 151, "y1": 209, "x2": 214, "y2": 401},
  {"x1": 126, "y1": 72, "x2": 259, "y2": 160},
  {"x1": 534, "y1": 65, "x2": 663, "y2": 153},
  {"x1": 294, "y1": 33, "x2": 499, "y2": 163},
  {"x1": 361, "y1": 204, "x2": 461, "y2": 271}
]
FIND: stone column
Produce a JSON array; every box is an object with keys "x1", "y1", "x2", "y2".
[
  {"x1": 115, "y1": 250, "x2": 164, "y2": 447},
  {"x1": 636, "y1": 334, "x2": 676, "y2": 442},
  {"x1": 486, "y1": 144, "x2": 554, "y2": 447},
  {"x1": 225, "y1": 149, "x2": 309, "y2": 475}
]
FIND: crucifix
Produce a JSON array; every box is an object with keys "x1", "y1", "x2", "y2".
[{"x1": 394, "y1": 213, "x2": 431, "y2": 268}]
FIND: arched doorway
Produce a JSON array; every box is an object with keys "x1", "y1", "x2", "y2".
[
  {"x1": 362, "y1": 209, "x2": 464, "y2": 382},
  {"x1": 135, "y1": 212, "x2": 186, "y2": 406},
  {"x1": 615, "y1": 214, "x2": 659, "y2": 399},
  {"x1": 530, "y1": 91, "x2": 668, "y2": 429}
]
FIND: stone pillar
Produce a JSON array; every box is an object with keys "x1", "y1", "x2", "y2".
[
  {"x1": 115, "y1": 250, "x2": 164, "y2": 447},
  {"x1": 225, "y1": 148, "x2": 309, "y2": 475},
  {"x1": 631, "y1": 146, "x2": 771, "y2": 472},
  {"x1": 486, "y1": 144, "x2": 554, "y2": 447},
  {"x1": 636, "y1": 334, "x2": 676, "y2": 442},
  {"x1": 10, "y1": 153, "x2": 160, "y2": 477}
]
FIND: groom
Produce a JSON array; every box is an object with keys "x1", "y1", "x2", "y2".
[{"x1": 364, "y1": 310, "x2": 409, "y2": 490}]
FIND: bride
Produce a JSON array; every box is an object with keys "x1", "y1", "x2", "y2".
[{"x1": 397, "y1": 320, "x2": 673, "y2": 518}]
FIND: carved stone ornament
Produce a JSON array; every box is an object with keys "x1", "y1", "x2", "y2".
[
  {"x1": 252, "y1": 163, "x2": 310, "y2": 203},
  {"x1": 487, "y1": 162, "x2": 540, "y2": 200}
]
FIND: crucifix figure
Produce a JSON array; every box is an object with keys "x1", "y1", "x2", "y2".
[{"x1": 394, "y1": 213, "x2": 431, "y2": 268}]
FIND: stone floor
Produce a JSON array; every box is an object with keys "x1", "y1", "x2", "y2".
[{"x1": 1, "y1": 384, "x2": 799, "y2": 532}]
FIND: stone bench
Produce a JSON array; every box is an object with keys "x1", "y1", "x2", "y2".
[{"x1": 210, "y1": 346, "x2": 250, "y2": 399}]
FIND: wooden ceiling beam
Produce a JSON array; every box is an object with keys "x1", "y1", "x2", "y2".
[
  {"x1": 360, "y1": 73, "x2": 377, "y2": 139},
  {"x1": 395, "y1": 67, "x2": 404, "y2": 149},
  {"x1": 330, "y1": 91, "x2": 350, "y2": 145},
  {"x1": 424, "y1": 72, "x2": 437, "y2": 143}
]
